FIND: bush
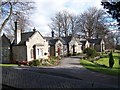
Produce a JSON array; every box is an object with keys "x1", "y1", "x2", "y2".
[
  {"x1": 96, "y1": 53, "x2": 100, "y2": 56},
  {"x1": 28, "y1": 61, "x2": 33, "y2": 66},
  {"x1": 77, "y1": 53, "x2": 81, "y2": 55},
  {"x1": 49, "y1": 58, "x2": 54, "y2": 64},
  {"x1": 29, "y1": 59, "x2": 40, "y2": 66},
  {"x1": 73, "y1": 52, "x2": 77, "y2": 56},
  {"x1": 50, "y1": 56, "x2": 58, "y2": 60},
  {"x1": 83, "y1": 48, "x2": 97, "y2": 58},
  {"x1": 67, "y1": 53, "x2": 72, "y2": 56},
  {"x1": 109, "y1": 52, "x2": 114, "y2": 68}
]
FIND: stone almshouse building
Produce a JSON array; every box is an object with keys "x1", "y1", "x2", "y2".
[
  {"x1": 12, "y1": 21, "x2": 49, "y2": 62},
  {"x1": 1, "y1": 21, "x2": 105, "y2": 63}
]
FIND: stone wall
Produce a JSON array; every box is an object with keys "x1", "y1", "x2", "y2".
[
  {"x1": 12, "y1": 46, "x2": 27, "y2": 62},
  {"x1": 2, "y1": 47, "x2": 10, "y2": 63}
]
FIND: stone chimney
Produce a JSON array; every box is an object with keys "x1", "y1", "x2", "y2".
[
  {"x1": 33, "y1": 27, "x2": 36, "y2": 32},
  {"x1": 14, "y1": 20, "x2": 21, "y2": 44},
  {"x1": 51, "y1": 30, "x2": 54, "y2": 37}
]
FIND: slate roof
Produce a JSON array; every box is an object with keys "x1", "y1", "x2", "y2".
[
  {"x1": 2, "y1": 34, "x2": 11, "y2": 47},
  {"x1": 49, "y1": 39, "x2": 59, "y2": 46},
  {"x1": 88, "y1": 39, "x2": 102, "y2": 45},
  {"x1": 12, "y1": 31, "x2": 35, "y2": 45},
  {"x1": 48, "y1": 37, "x2": 66, "y2": 46},
  {"x1": 62, "y1": 36, "x2": 82, "y2": 45},
  {"x1": 80, "y1": 41, "x2": 87, "y2": 46},
  {"x1": 61, "y1": 36, "x2": 72, "y2": 44},
  {"x1": 44, "y1": 37, "x2": 53, "y2": 41},
  {"x1": 7, "y1": 35, "x2": 14, "y2": 43}
]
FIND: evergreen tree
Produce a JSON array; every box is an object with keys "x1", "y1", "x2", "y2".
[{"x1": 109, "y1": 52, "x2": 114, "y2": 68}]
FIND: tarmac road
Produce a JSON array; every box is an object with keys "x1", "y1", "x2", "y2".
[{"x1": 1, "y1": 56, "x2": 120, "y2": 89}]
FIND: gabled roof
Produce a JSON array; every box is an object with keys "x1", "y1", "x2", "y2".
[
  {"x1": 44, "y1": 37, "x2": 53, "y2": 41},
  {"x1": 12, "y1": 31, "x2": 35, "y2": 45},
  {"x1": 2, "y1": 34, "x2": 11, "y2": 47},
  {"x1": 80, "y1": 41, "x2": 87, "y2": 46},
  {"x1": 48, "y1": 37, "x2": 66, "y2": 46},
  {"x1": 88, "y1": 38, "x2": 102, "y2": 45},
  {"x1": 7, "y1": 35, "x2": 14, "y2": 43},
  {"x1": 61, "y1": 36, "x2": 72, "y2": 44},
  {"x1": 19, "y1": 32, "x2": 35, "y2": 45},
  {"x1": 49, "y1": 39, "x2": 59, "y2": 46},
  {"x1": 45, "y1": 36, "x2": 81, "y2": 45}
]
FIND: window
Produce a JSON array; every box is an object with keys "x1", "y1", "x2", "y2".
[
  {"x1": 40, "y1": 49, "x2": 43, "y2": 56},
  {"x1": 37, "y1": 49, "x2": 39, "y2": 55}
]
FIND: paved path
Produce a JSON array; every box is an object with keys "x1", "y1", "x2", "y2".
[{"x1": 2, "y1": 56, "x2": 120, "y2": 88}]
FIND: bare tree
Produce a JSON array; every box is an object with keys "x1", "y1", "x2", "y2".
[
  {"x1": 49, "y1": 12, "x2": 63, "y2": 37},
  {"x1": 69, "y1": 14, "x2": 79, "y2": 36},
  {"x1": 77, "y1": 7, "x2": 108, "y2": 39},
  {"x1": 49, "y1": 11, "x2": 74, "y2": 37},
  {"x1": 114, "y1": 31, "x2": 120, "y2": 47},
  {"x1": 61, "y1": 11, "x2": 71, "y2": 37},
  {"x1": 0, "y1": 1, "x2": 35, "y2": 35}
]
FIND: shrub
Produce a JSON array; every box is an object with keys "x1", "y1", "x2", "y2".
[
  {"x1": 51, "y1": 56, "x2": 58, "y2": 60},
  {"x1": 77, "y1": 53, "x2": 81, "y2": 55},
  {"x1": 29, "y1": 59, "x2": 40, "y2": 66},
  {"x1": 96, "y1": 52, "x2": 100, "y2": 56},
  {"x1": 73, "y1": 52, "x2": 77, "y2": 56},
  {"x1": 67, "y1": 53, "x2": 72, "y2": 56},
  {"x1": 83, "y1": 48, "x2": 97, "y2": 58},
  {"x1": 49, "y1": 58, "x2": 54, "y2": 64},
  {"x1": 109, "y1": 52, "x2": 114, "y2": 68},
  {"x1": 28, "y1": 61, "x2": 33, "y2": 66}
]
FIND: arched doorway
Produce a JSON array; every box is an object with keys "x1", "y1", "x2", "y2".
[
  {"x1": 57, "y1": 43, "x2": 62, "y2": 56},
  {"x1": 73, "y1": 44, "x2": 75, "y2": 54}
]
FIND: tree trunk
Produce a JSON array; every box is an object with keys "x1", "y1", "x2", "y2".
[{"x1": 0, "y1": 2, "x2": 12, "y2": 33}]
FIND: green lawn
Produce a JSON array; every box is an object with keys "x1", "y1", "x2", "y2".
[
  {"x1": 0, "y1": 64, "x2": 18, "y2": 67},
  {"x1": 80, "y1": 52, "x2": 120, "y2": 76},
  {"x1": 95, "y1": 53, "x2": 120, "y2": 69}
]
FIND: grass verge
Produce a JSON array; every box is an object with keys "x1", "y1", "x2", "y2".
[
  {"x1": 80, "y1": 52, "x2": 120, "y2": 76},
  {"x1": 0, "y1": 64, "x2": 18, "y2": 67}
]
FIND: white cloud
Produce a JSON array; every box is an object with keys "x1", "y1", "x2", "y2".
[{"x1": 30, "y1": 0, "x2": 102, "y2": 36}]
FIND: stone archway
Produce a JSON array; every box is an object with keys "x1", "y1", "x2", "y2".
[{"x1": 57, "y1": 43, "x2": 62, "y2": 56}]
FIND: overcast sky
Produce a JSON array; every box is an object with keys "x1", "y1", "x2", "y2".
[{"x1": 30, "y1": 0, "x2": 103, "y2": 36}]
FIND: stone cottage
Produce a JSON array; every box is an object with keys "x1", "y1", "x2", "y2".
[
  {"x1": 62, "y1": 36, "x2": 82, "y2": 54},
  {"x1": 88, "y1": 38, "x2": 105, "y2": 52},
  {"x1": 44, "y1": 31, "x2": 82, "y2": 56},
  {"x1": 80, "y1": 38, "x2": 105, "y2": 52},
  {"x1": 1, "y1": 34, "x2": 11, "y2": 63},
  {"x1": 44, "y1": 31, "x2": 66, "y2": 57},
  {"x1": 12, "y1": 21, "x2": 49, "y2": 62},
  {"x1": 80, "y1": 40, "x2": 90, "y2": 51},
  {"x1": 48, "y1": 38, "x2": 66, "y2": 56}
]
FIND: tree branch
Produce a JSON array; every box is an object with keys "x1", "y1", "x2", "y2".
[{"x1": 0, "y1": 2, "x2": 12, "y2": 32}]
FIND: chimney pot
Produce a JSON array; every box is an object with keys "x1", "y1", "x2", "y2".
[
  {"x1": 51, "y1": 30, "x2": 54, "y2": 37},
  {"x1": 14, "y1": 20, "x2": 21, "y2": 44},
  {"x1": 33, "y1": 27, "x2": 36, "y2": 32}
]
